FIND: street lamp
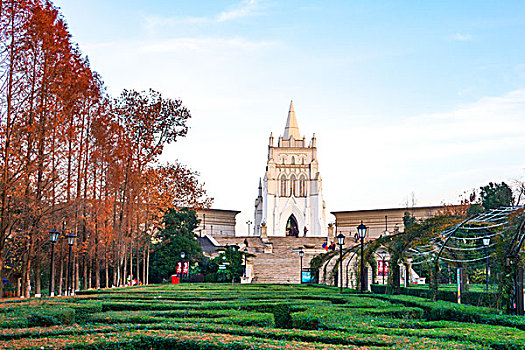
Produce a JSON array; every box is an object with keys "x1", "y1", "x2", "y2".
[
  {"x1": 357, "y1": 221, "x2": 367, "y2": 292},
  {"x1": 243, "y1": 248, "x2": 248, "y2": 278},
  {"x1": 49, "y1": 229, "x2": 59, "y2": 297},
  {"x1": 222, "y1": 255, "x2": 227, "y2": 283},
  {"x1": 299, "y1": 249, "x2": 304, "y2": 284},
  {"x1": 66, "y1": 232, "x2": 77, "y2": 296},
  {"x1": 180, "y1": 251, "x2": 185, "y2": 284},
  {"x1": 246, "y1": 220, "x2": 252, "y2": 235},
  {"x1": 337, "y1": 233, "x2": 345, "y2": 293},
  {"x1": 379, "y1": 250, "x2": 387, "y2": 285},
  {"x1": 483, "y1": 237, "x2": 490, "y2": 292}
]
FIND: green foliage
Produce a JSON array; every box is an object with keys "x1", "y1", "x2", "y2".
[
  {"x1": 27, "y1": 307, "x2": 75, "y2": 327},
  {"x1": 207, "y1": 247, "x2": 244, "y2": 283},
  {"x1": 4, "y1": 284, "x2": 525, "y2": 349},
  {"x1": 149, "y1": 208, "x2": 203, "y2": 283},
  {"x1": 480, "y1": 182, "x2": 514, "y2": 210}
]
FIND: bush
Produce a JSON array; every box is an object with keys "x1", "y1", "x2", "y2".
[
  {"x1": 189, "y1": 274, "x2": 205, "y2": 283},
  {"x1": 27, "y1": 307, "x2": 75, "y2": 327}
]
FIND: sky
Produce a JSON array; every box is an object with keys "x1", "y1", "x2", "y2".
[{"x1": 53, "y1": 0, "x2": 525, "y2": 234}]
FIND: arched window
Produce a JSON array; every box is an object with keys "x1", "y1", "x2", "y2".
[
  {"x1": 291, "y1": 156, "x2": 295, "y2": 165},
  {"x1": 280, "y1": 174, "x2": 287, "y2": 197},
  {"x1": 290, "y1": 174, "x2": 296, "y2": 197},
  {"x1": 299, "y1": 175, "x2": 306, "y2": 197}
]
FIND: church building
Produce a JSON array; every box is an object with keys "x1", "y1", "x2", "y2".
[{"x1": 254, "y1": 101, "x2": 327, "y2": 237}]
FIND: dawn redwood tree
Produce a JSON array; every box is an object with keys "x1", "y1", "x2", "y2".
[{"x1": 0, "y1": 1, "x2": 211, "y2": 298}]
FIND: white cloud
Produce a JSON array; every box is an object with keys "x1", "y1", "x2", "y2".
[
  {"x1": 143, "y1": 0, "x2": 263, "y2": 29},
  {"x1": 139, "y1": 37, "x2": 277, "y2": 54},
  {"x1": 451, "y1": 33, "x2": 473, "y2": 41},
  {"x1": 217, "y1": 0, "x2": 261, "y2": 22}
]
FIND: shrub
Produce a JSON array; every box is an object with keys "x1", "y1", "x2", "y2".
[{"x1": 27, "y1": 307, "x2": 75, "y2": 327}]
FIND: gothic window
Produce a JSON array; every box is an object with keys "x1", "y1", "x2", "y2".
[
  {"x1": 299, "y1": 175, "x2": 307, "y2": 197},
  {"x1": 290, "y1": 174, "x2": 296, "y2": 197},
  {"x1": 291, "y1": 156, "x2": 295, "y2": 165},
  {"x1": 280, "y1": 174, "x2": 287, "y2": 197}
]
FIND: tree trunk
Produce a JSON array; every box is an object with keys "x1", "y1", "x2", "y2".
[
  {"x1": 136, "y1": 246, "x2": 140, "y2": 284},
  {"x1": 75, "y1": 258, "x2": 79, "y2": 292},
  {"x1": 87, "y1": 256, "x2": 91, "y2": 290},
  {"x1": 58, "y1": 249, "x2": 64, "y2": 295},
  {"x1": 105, "y1": 251, "x2": 109, "y2": 288},
  {"x1": 35, "y1": 260, "x2": 41, "y2": 296},
  {"x1": 95, "y1": 242, "x2": 100, "y2": 289},
  {"x1": 146, "y1": 244, "x2": 150, "y2": 285},
  {"x1": 142, "y1": 246, "x2": 146, "y2": 285},
  {"x1": 129, "y1": 243, "x2": 133, "y2": 283}
]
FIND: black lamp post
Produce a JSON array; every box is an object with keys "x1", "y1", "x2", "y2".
[
  {"x1": 180, "y1": 251, "x2": 185, "y2": 283},
  {"x1": 243, "y1": 248, "x2": 248, "y2": 278},
  {"x1": 483, "y1": 237, "x2": 490, "y2": 292},
  {"x1": 379, "y1": 250, "x2": 387, "y2": 285},
  {"x1": 66, "y1": 232, "x2": 77, "y2": 296},
  {"x1": 357, "y1": 221, "x2": 367, "y2": 292},
  {"x1": 49, "y1": 229, "x2": 59, "y2": 297},
  {"x1": 299, "y1": 249, "x2": 304, "y2": 284},
  {"x1": 222, "y1": 255, "x2": 227, "y2": 283},
  {"x1": 337, "y1": 233, "x2": 345, "y2": 293}
]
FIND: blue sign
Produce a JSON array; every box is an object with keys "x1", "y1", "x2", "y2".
[{"x1": 301, "y1": 270, "x2": 315, "y2": 283}]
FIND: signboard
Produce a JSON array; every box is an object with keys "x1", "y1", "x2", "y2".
[
  {"x1": 219, "y1": 265, "x2": 227, "y2": 270},
  {"x1": 301, "y1": 269, "x2": 315, "y2": 283}
]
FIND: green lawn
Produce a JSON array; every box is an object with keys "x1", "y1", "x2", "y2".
[{"x1": 0, "y1": 284, "x2": 523, "y2": 349}]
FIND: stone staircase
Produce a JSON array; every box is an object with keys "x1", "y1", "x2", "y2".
[{"x1": 214, "y1": 236, "x2": 327, "y2": 284}]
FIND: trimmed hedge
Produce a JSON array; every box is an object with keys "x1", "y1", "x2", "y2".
[{"x1": 371, "y1": 284, "x2": 497, "y2": 307}]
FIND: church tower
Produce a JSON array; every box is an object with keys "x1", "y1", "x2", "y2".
[{"x1": 254, "y1": 101, "x2": 327, "y2": 237}]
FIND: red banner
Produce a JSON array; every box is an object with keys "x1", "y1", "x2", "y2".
[
  {"x1": 378, "y1": 260, "x2": 390, "y2": 276},
  {"x1": 176, "y1": 261, "x2": 182, "y2": 275},
  {"x1": 183, "y1": 261, "x2": 190, "y2": 276}
]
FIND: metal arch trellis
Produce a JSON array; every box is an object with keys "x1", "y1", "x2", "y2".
[{"x1": 400, "y1": 207, "x2": 525, "y2": 267}]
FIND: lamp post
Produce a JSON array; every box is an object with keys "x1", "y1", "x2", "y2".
[
  {"x1": 357, "y1": 221, "x2": 367, "y2": 292},
  {"x1": 299, "y1": 249, "x2": 304, "y2": 284},
  {"x1": 180, "y1": 251, "x2": 185, "y2": 284},
  {"x1": 49, "y1": 229, "x2": 59, "y2": 297},
  {"x1": 243, "y1": 248, "x2": 248, "y2": 279},
  {"x1": 379, "y1": 250, "x2": 387, "y2": 285},
  {"x1": 246, "y1": 220, "x2": 252, "y2": 235},
  {"x1": 66, "y1": 232, "x2": 77, "y2": 296},
  {"x1": 337, "y1": 233, "x2": 345, "y2": 293},
  {"x1": 483, "y1": 237, "x2": 490, "y2": 292},
  {"x1": 222, "y1": 255, "x2": 227, "y2": 283}
]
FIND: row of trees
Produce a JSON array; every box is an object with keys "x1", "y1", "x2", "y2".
[{"x1": 0, "y1": 0, "x2": 211, "y2": 298}]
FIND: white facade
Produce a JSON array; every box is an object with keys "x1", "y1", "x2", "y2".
[{"x1": 254, "y1": 102, "x2": 327, "y2": 237}]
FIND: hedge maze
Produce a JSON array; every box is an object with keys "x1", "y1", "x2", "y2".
[{"x1": 1, "y1": 284, "x2": 524, "y2": 349}]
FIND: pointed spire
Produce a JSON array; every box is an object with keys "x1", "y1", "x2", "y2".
[{"x1": 283, "y1": 100, "x2": 301, "y2": 140}]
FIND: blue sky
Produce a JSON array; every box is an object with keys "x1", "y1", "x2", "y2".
[{"x1": 54, "y1": 0, "x2": 525, "y2": 233}]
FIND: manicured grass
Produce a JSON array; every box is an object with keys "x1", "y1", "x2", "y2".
[{"x1": 0, "y1": 283, "x2": 523, "y2": 349}]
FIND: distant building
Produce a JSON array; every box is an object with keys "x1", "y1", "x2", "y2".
[
  {"x1": 194, "y1": 209, "x2": 240, "y2": 237},
  {"x1": 332, "y1": 206, "x2": 444, "y2": 239}
]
